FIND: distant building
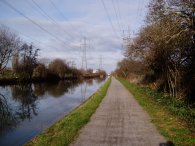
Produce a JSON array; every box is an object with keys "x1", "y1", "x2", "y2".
[{"x1": 92, "y1": 69, "x2": 99, "y2": 74}]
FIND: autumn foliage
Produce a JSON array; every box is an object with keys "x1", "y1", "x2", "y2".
[{"x1": 116, "y1": 0, "x2": 195, "y2": 103}]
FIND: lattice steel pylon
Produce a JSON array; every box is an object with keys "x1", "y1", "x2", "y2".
[
  {"x1": 81, "y1": 37, "x2": 87, "y2": 70},
  {"x1": 122, "y1": 26, "x2": 131, "y2": 50}
]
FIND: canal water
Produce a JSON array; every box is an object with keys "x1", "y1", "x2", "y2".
[{"x1": 0, "y1": 78, "x2": 106, "y2": 146}]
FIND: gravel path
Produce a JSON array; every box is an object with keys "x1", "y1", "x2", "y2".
[{"x1": 71, "y1": 77, "x2": 166, "y2": 146}]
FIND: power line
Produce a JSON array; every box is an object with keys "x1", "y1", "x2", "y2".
[
  {"x1": 48, "y1": 0, "x2": 68, "y2": 21},
  {"x1": 31, "y1": 0, "x2": 56, "y2": 23},
  {"x1": 2, "y1": 24, "x2": 61, "y2": 52},
  {"x1": 111, "y1": 0, "x2": 122, "y2": 33},
  {"x1": 100, "y1": 0, "x2": 121, "y2": 39},
  {"x1": 115, "y1": 0, "x2": 130, "y2": 49},
  {"x1": 0, "y1": 0, "x2": 75, "y2": 50},
  {"x1": 30, "y1": 0, "x2": 75, "y2": 40},
  {"x1": 48, "y1": 0, "x2": 84, "y2": 38},
  {"x1": 116, "y1": 0, "x2": 124, "y2": 31},
  {"x1": 19, "y1": 32, "x2": 61, "y2": 51}
]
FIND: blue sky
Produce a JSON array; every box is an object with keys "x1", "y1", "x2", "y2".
[{"x1": 0, "y1": 0, "x2": 149, "y2": 72}]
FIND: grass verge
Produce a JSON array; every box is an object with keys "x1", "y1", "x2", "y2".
[
  {"x1": 117, "y1": 78, "x2": 195, "y2": 146},
  {"x1": 25, "y1": 77, "x2": 111, "y2": 146}
]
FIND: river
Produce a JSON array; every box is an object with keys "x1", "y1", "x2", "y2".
[{"x1": 0, "y1": 78, "x2": 106, "y2": 146}]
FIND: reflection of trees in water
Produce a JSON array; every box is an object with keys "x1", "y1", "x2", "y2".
[
  {"x1": 47, "y1": 81, "x2": 69, "y2": 97},
  {"x1": 67, "y1": 80, "x2": 82, "y2": 94},
  {"x1": 94, "y1": 76, "x2": 106, "y2": 84},
  {"x1": 0, "y1": 83, "x2": 39, "y2": 133},
  {"x1": 85, "y1": 79, "x2": 93, "y2": 86},
  {"x1": 1, "y1": 78, "x2": 103, "y2": 130},
  {"x1": 34, "y1": 80, "x2": 82, "y2": 98},
  {"x1": 11, "y1": 84, "x2": 38, "y2": 121},
  {"x1": 0, "y1": 79, "x2": 100, "y2": 133},
  {"x1": 33, "y1": 83, "x2": 47, "y2": 97},
  {"x1": 0, "y1": 93, "x2": 18, "y2": 133}
]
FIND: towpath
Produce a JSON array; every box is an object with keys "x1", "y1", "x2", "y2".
[{"x1": 71, "y1": 77, "x2": 166, "y2": 146}]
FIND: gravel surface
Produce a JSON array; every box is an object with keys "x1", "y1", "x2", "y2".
[{"x1": 71, "y1": 77, "x2": 166, "y2": 146}]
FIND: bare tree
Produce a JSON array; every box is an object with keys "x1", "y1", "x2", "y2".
[
  {"x1": 0, "y1": 25, "x2": 20, "y2": 72},
  {"x1": 12, "y1": 43, "x2": 39, "y2": 79}
]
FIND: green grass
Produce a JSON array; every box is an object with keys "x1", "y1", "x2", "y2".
[
  {"x1": 25, "y1": 78, "x2": 111, "y2": 146},
  {"x1": 117, "y1": 78, "x2": 195, "y2": 146}
]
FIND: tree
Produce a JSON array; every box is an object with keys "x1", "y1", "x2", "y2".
[
  {"x1": 0, "y1": 25, "x2": 20, "y2": 72},
  {"x1": 12, "y1": 43, "x2": 39, "y2": 79},
  {"x1": 115, "y1": 58, "x2": 145, "y2": 78},
  {"x1": 168, "y1": 0, "x2": 195, "y2": 101},
  {"x1": 117, "y1": 0, "x2": 195, "y2": 103},
  {"x1": 33, "y1": 63, "x2": 48, "y2": 79},
  {"x1": 48, "y1": 59, "x2": 68, "y2": 79},
  {"x1": 145, "y1": 0, "x2": 195, "y2": 99}
]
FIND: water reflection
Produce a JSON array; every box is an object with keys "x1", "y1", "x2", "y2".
[
  {"x1": 81, "y1": 82, "x2": 87, "y2": 101},
  {"x1": 85, "y1": 79, "x2": 93, "y2": 86},
  {"x1": 0, "y1": 93, "x2": 17, "y2": 133},
  {"x1": 80, "y1": 79, "x2": 96, "y2": 101},
  {"x1": 1, "y1": 80, "x2": 82, "y2": 134},
  {"x1": 0, "y1": 78, "x2": 106, "y2": 146},
  {"x1": 94, "y1": 76, "x2": 106, "y2": 84},
  {"x1": 11, "y1": 84, "x2": 38, "y2": 121},
  {"x1": 34, "y1": 80, "x2": 81, "y2": 98}
]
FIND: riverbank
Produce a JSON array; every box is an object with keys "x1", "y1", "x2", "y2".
[
  {"x1": 117, "y1": 78, "x2": 195, "y2": 146},
  {"x1": 0, "y1": 69, "x2": 107, "y2": 85},
  {"x1": 25, "y1": 77, "x2": 111, "y2": 146}
]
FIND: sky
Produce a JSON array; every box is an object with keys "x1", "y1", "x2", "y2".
[{"x1": 0, "y1": 0, "x2": 149, "y2": 72}]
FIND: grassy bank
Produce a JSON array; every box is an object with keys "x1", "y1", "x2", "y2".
[
  {"x1": 117, "y1": 78, "x2": 195, "y2": 146},
  {"x1": 25, "y1": 77, "x2": 111, "y2": 146}
]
